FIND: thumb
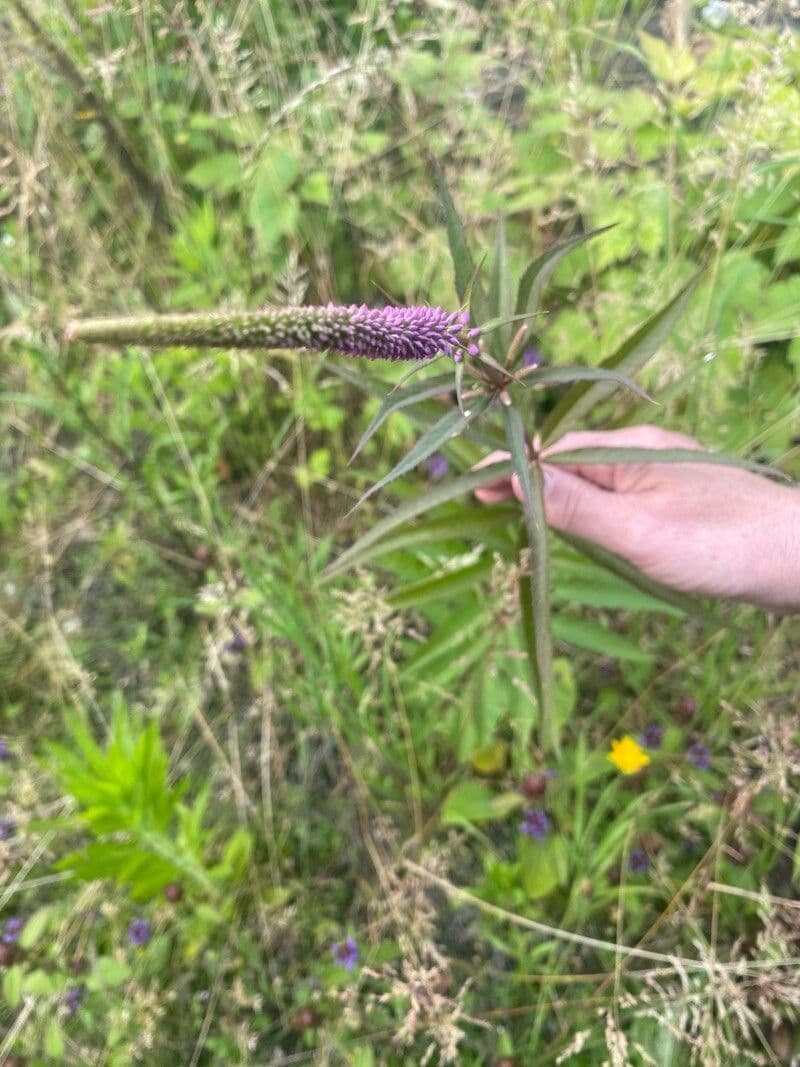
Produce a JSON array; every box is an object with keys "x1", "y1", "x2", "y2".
[{"x1": 528, "y1": 464, "x2": 643, "y2": 559}]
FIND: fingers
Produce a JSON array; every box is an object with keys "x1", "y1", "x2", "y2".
[
  {"x1": 531, "y1": 464, "x2": 646, "y2": 559},
  {"x1": 542, "y1": 425, "x2": 703, "y2": 491},
  {"x1": 473, "y1": 450, "x2": 514, "y2": 503}
]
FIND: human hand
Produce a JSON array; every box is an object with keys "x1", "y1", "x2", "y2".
[{"x1": 474, "y1": 425, "x2": 800, "y2": 611}]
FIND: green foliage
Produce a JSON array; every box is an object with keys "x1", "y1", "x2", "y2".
[
  {"x1": 1, "y1": 1, "x2": 799, "y2": 1064},
  {"x1": 48, "y1": 700, "x2": 232, "y2": 900}
]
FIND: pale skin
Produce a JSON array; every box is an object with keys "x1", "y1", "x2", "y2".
[{"x1": 474, "y1": 425, "x2": 800, "y2": 612}]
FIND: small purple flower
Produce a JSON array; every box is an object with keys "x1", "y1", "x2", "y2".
[
  {"x1": 128, "y1": 918, "x2": 152, "y2": 947},
  {"x1": 63, "y1": 985, "x2": 84, "y2": 1016},
  {"x1": 628, "y1": 848, "x2": 650, "y2": 874},
  {"x1": 426, "y1": 454, "x2": 449, "y2": 480},
  {"x1": 331, "y1": 936, "x2": 359, "y2": 971},
  {"x1": 0, "y1": 818, "x2": 16, "y2": 841},
  {"x1": 522, "y1": 346, "x2": 543, "y2": 368},
  {"x1": 227, "y1": 631, "x2": 248, "y2": 652},
  {"x1": 641, "y1": 723, "x2": 663, "y2": 750},
  {"x1": 0, "y1": 740, "x2": 9, "y2": 761},
  {"x1": 687, "y1": 742, "x2": 711, "y2": 771},
  {"x1": 2, "y1": 917, "x2": 24, "y2": 944},
  {"x1": 519, "y1": 807, "x2": 550, "y2": 840}
]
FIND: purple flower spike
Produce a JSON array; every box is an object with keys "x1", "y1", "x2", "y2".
[
  {"x1": 128, "y1": 918, "x2": 152, "y2": 947},
  {"x1": 687, "y1": 742, "x2": 711, "y2": 771},
  {"x1": 0, "y1": 740, "x2": 9, "y2": 761},
  {"x1": 332, "y1": 936, "x2": 359, "y2": 971},
  {"x1": 522, "y1": 346, "x2": 543, "y2": 368},
  {"x1": 0, "y1": 818, "x2": 16, "y2": 841},
  {"x1": 3, "y1": 917, "x2": 24, "y2": 944},
  {"x1": 641, "y1": 723, "x2": 663, "y2": 750},
  {"x1": 426, "y1": 454, "x2": 449, "y2": 480},
  {"x1": 66, "y1": 304, "x2": 476, "y2": 363},
  {"x1": 628, "y1": 848, "x2": 650, "y2": 874},
  {"x1": 519, "y1": 808, "x2": 550, "y2": 840}
]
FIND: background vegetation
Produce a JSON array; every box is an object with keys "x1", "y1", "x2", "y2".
[{"x1": 1, "y1": 0, "x2": 799, "y2": 1063}]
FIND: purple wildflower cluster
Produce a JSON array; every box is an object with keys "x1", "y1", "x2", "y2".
[
  {"x1": 687, "y1": 741, "x2": 711, "y2": 770},
  {"x1": 641, "y1": 723, "x2": 663, "y2": 750},
  {"x1": 0, "y1": 818, "x2": 16, "y2": 841},
  {"x1": 0, "y1": 739, "x2": 10, "y2": 761},
  {"x1": 128, "y1": 918, "x2": 152, "y2": 947},
  {"x1": 628, "y1": 848, "x2": 650, "y2": 874},
  {"x1": 519, "y1": 808, "x2": 550, "y2": 840},
  {"x1": 3, "y1": 917, "x2": 24, "y2": 944},
  {"x1": 426, "y1": 454, "x2": 449, "y2": 480},
  {"x1": 63, "y1": 985, "x2": 84, "y2": 1016},
  {"x1": 331, "y1": 936, "x2": 359, "y2": 970}
]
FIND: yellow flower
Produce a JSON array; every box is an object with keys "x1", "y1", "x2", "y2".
[{"x1": 607, "y1": 735, "x2": 651, "y2": 775}]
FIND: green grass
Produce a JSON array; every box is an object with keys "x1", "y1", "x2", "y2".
[{"x1": 1, "y1": 1, "x2": 800, "y2": 1064}]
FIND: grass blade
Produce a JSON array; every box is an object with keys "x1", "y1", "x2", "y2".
[
  {"x1": 502, "y1": 403, "x2": 558, "y2": 756},
  {"x1": 541, "y1": 271, "x2": 703, "y2": 442},
  {"x1": 325, "y1": 459, "x2": 514, "y2": 578}
]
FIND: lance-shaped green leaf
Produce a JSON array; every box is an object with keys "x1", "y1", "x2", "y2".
[
  {"x1": 325, "y1": 459, "x2": 514, "y2": 578},
  {"x1": 503, "y1": 403, "x2": 558, "y2": 757},
  {"x1": 488, "y1": 217, "x2": 512, "y2": 356},
  {"x1": 328, "y1": 503, "x2": 518, "y2": 571},
  {"x1": 541, "y1": 271, "x2": 702, "y2": 442},
  {"x1": 546, "y1": 446, "x2": 789, "y2": 481},
  {"x1": 347, "y1": 394, "x2": 493, "y2": 515},
  {"x1": 515, "y1": 225, "x2": 615, "y2": 319},
  {"x1": 552, "y1": 616, "x2": 653, "y2": 662},
  {"x1": 432, "y1": 159, "x2": 478, "y2": 301},
  {"x1": 349, "y1": 372, "x2": 456, "y2": 462},
  {"x1": 388, "y1": 556, "x2": 493, "y2": 609},
  {"x1": 556, "y1": 531, "x2": 711, "y2": 618},
  {"x1": 526, "y1": 365, "x2": 653, "y2": 401}
]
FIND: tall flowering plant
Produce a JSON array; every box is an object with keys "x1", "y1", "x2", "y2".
[{"x1": 65, "y1": 168, "x2": 769, "y2": 754}]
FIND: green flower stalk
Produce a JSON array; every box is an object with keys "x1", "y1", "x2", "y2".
[{"x1": 64, "y1": 304, "x2": 481, "y2": 363}]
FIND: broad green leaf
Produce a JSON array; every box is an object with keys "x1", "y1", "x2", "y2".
[
  {"x1": 18, "y1": 905, "x2": 53, "y2": 949},
  {"x1": 348, "y1": 395, "x2": 492, "y2": 514},
  {"x1": 349, "y1": 372, "x2": 455, "y2": 462},
  {"x1": 3, "y1": 964, "x2": 22, "y2": 1007},
  {"x1": 542, "y1": 271, "x2": 703, "y2": 442},
  {"x1": 90, "y1": 956, "x2": 132, "y2": 990},
  {"x1": 526, "y1": 365, "x2": 652, "y2": 402},
  {"x1": 325, "y1": 459, "x2": 514, "y2": 578},
  {"x1": 441, "y1": 780, "x2": 523, "y2": 825},
  {"x1": 515, "y1": 225, "x2": 615, "y2": 319},
  {"x1": 503, "y1": 404, "x2": 557, "y2": 756},
  {"x1": 185, "y1": 152, "x2": 242, "y2": 193},
  {"x1": 388, "y1": 556, "x2": 492, "y2": 609},
  {"x1": 520, "y1": 833, "x2": 569, "y2": 899},
  {"x1": 44, "y1": 1018, "x2": 65, "y2": 1059},
  {"x1": 547, "y1": 446, "x2": 787, "y2": 481},
  {"x1": 552, "y1": 616, "x2": 653, "y2": 662}
]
